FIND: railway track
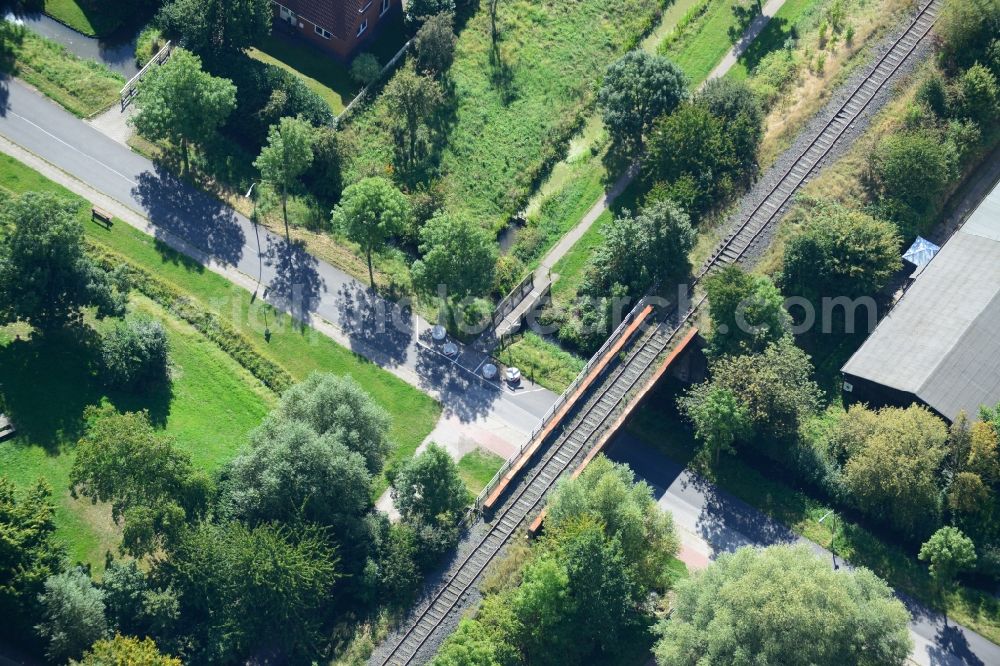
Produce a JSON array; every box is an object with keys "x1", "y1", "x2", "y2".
[{"x1": 373, "y1": 2, "x2": 939, "y2": 663}]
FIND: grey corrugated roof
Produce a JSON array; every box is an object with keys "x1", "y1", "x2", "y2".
[{"x1": 842, "y1": 180, "x2": 1000, "y2": 421}]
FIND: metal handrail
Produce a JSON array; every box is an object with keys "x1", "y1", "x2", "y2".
[
  {"x1": 120, "y1": 41, "x2": 173, "y2": 111},
  {"x1": 467, "y1": 292, "x2": 653, "y2": 518}
]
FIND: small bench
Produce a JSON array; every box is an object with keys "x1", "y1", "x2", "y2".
[{"x1": 91, "y1": 206, "x2": 113, "y2": 227}]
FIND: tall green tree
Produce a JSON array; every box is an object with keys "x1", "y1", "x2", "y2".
[
  {"x1": 70, "y1": 406, "x2": 211, "y2": 557},
  {"x1": 552, "y1": 518, "x2": 641, "y2": 658},
  {"x1": 412, "y1": 211, "x2": 498, "y2": 298},
  {"x1": 704, "y1": 265, "x2": 790, "y2": 356},
  {"x1": 130, "y1": 49, "x2": 237, "y2": 172},
  {"x1": 696, "y1": 77, "x2": 764, "y2": 178},
  {"x1": 546, "y1": 456, "x2": 679, "y2": 591},
  {"x1": 257, "y1": 372, "x2": 393, "y2": 475},
  {"x1": 414, "y1": 12, "x2": 457, "y2": 77},
  {"x1": 35, "y1": 568, "x2": 107, "y2": 663},
  {"x1": 919, "y1": 526, "x2": 977, "y2": 598},
  {"x1": 583, "y1": 199, "x2": 695, "y2": 297},
  {"x1": 645, "y1": 103, "x2": 733, "y2": 219},
  {"x1": 157, "y1": 0, "x2": 271, "y2": 57},
  {"x1": 597, "y1": 50, "x2": 688, "y2": 153},
  {"x1": 100, "y1": 316, "x2": 171, "y2": 390},
  {"x1": 392, "y1": 443, "x2": 468, "y2": 523},
  {"x1": 0, "y1": 478, "x2": 64, "y2": 642},
  {"x1": 0, "y1": 193, "x2": 124, "y2": 331},
  {"x1": 654, "y1": 545, "x2": 912, "y2": 666},
  {"x1": 704, "y1": 337, "x2": 821, "y2": 441},
  {"x1": 333, "y1": 177, "x2": 410, "y2": 288},
  {"x1": 782, "y1": 202, "x2": 901, "y2": 302},
  {"x1": 156, "y1": 521, "x2": 340, "y2": 664},
  {"x1": 841, "y1": 405, "x2": 949, "y2": 539},
  {"x1": 383, "y1": 65, "x2": 444, "y2": 169},
  {"x1": 678, "y1": 385, "x2": 751, "y2": 464},
  {"x1": 219, "y1": 419, "x2": 374, "y2": 529},
  {"x1": 254, "y1": 116, "x2": 315, "y2": 238}
]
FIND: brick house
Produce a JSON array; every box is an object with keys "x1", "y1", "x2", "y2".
[{"x1": 271, "y1": 0, "x2": 398, "y2": 60}]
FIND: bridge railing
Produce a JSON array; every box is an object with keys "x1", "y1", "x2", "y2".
[
  {"x1": 120, "y1": 41, "x2": 173, "y2": 111},
  {"x1": 491, "y1": 272, "x2": 535, "y2": 330},
  {"x1": 461, "y1": 292, "x2": 655, "y2": 526}
]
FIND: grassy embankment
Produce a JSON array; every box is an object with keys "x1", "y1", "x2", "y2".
[
  {"x1": 0, "y1": 24, "x2": 123, "y2": 117},
  {"x1": 42, "y1": 0, "x2": 123, "y2": 37},
  {"x1": 0, "y1": 154, "x2": 441, "y2": 568},
  {"x1": 457, "y1": 449, "x2": 506, "y2": 495},
  {"x1": 509, "y1": 0, "x2": 916, "y2": 391}
]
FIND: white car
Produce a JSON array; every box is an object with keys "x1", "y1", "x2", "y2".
[
  {"x1": 431, "y1": 325, "x2": 447, "y2": 343},
  {"x1": 505, "y1": 367, "x2": 522, "y2": 386},
  {"x1": 482, "y1": 363, "x2": 498, "y2": 380}
]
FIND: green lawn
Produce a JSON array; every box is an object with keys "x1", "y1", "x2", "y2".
[
  {"x1": 727, "y1": 0, "x2": 825, "y2": 79},
  {"x1": 498, "y1": 332, "x2": 587, "y2": 394},
  {"x1": 457, "y1": 449, "x2": 505, "y2": 495},
  {"x1": 2, "y1": 27, "x2": 123, "y2": 117},
  {"x1": 0, "y1": 154, "x2": 441, "y2": 497},
  {"x1": 0, "y1": 296, "x2": 274, "y2": 571},
  {"x1": 248, "y1": 12, "x2": 408, "y2": 115},
  {"x1": 43, "y1": 0, "x2": 123, "y2": 38},
  {"x1": 250, "y1": 35, "x2": 359, "y2": 115},
  {"x1": 660, "y1": 0, "x2": 744, "y2": 84},
  {"x1": 628, "y1": 386, "x2": 1000, "y2": 645},
  {"x1": 342, "y1": 0, "x2": 669, "y2": 229}
]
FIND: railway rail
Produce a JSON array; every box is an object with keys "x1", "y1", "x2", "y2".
[{"x1": 373, "y1": 2, "x2": 939, "y2": 662}]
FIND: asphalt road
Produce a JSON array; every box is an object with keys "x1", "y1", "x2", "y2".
[
  {"x1": 0, "y1": 77, "x2": 558, "y2": 437},
  {"x1": 607, "y1": 432, "x2": 1000, "y2": 666}
]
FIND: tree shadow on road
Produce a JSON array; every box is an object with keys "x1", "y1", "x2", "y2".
[
  {"x1": 415, "y1": 344, "x2": 499, "y2": 423},
  {"x1": 334, "y1": 281, "x2": 414, "y2": 368},
  {"x1": 927, "y1": 622, "x2": 985, "y2": 666},
  {"x1": 686, "y1": 472, "x2": 798, "y2": 557},
  {"x1": 132, "y1": 163, "x2": 246, "y2": 267},
  {"x1": 262, "y1": 235, "x2": 324, "y2": 324}
]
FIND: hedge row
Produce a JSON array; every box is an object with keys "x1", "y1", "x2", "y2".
[{"x1": 89, "y1": 242, "x2": 293, "y2": 393}]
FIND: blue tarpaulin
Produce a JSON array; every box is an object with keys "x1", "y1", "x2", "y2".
[{"x1": 903, "y1": 236, "x2": 940, "y2": 267}]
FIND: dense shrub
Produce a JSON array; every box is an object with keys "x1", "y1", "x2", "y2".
[
  {"x1": 781, "y1": 201, "x2": 901, "y2": 302},
  {"x1": 956, "y1": 63, "x2": 1000, "y2": 124},
  {"x1": 210, "y1": 54, "x2": 333, "y2": 150},
  {"x1": 936, "y1": 0, "x2": 1000, "y2": 71},
  {"x1": 867, "y1": 128, "x2": 957, "y2": 229},
  {"x1": 35, "y1": 568, "x2": 107, "y2": 663},
  {"x1": 350, "y1": 53, "x2": 382, "y2": 86},
  {"x1": 493, "y1": 254, "x2": 525, "y2": 296},
  {"x1": 302, "y1": 125, "x2": 344, "y2": 204},
  {"x1": 100, "y1": 316, "x2": 170, "y2": 390},
  {"x1": 748, "y1": 48, "x2": 802, "y2": 109}
]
